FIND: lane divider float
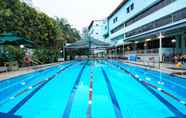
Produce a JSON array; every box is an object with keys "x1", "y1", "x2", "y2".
[
  {"x1": 8, "y1": 63, "x2": 74, "y2": 101},
  {"x1": 87, "y1": 64, "x2": 94, "y2": 118},
  {"x1": 109, "y1": 61, "x2": 186, "y2": 106}
]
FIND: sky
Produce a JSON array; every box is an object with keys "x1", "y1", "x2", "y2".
[{"x1": 32, "y1": 0, "x2": 122, "y2": 31}]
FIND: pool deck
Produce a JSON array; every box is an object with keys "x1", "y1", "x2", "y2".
[
  {"x1": 0, "y1": 62, "x2": 63, "y2": 81},
  {"x1": 120, "y1": 60, "x2": 186, "y2": 79},
  {"x1": 1, "y1": 60, "x2": 185, "y2": 82}
]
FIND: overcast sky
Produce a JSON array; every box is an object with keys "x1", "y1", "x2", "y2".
[{"x1": 33, "y1": 0, "x2": 122, "y2": 31}]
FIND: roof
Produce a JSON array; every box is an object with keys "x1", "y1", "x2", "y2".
[
  {"x1": 88, "y1": 20, "x2": 104, "y2": 30},
  {"x1": 65, "y1": 38, "x2": 111, "y2": 49},
  {"x1": 0, "y1": 33, "x2": 33, "y2": 47},
  {"x1": 108, "y1": 0, "x2": 129, "y2": 19}
]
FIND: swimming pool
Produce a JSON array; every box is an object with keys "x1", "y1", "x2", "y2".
[{"x1": 0, "y1": 60, "x2": 186, "y2": 118}]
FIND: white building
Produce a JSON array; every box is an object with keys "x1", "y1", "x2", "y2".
[
  {"x1": 90, "y1": 0, "x2": 186, "y2": 62},
  {"x1": 88, "y1": 20, "x2": 106, "y2": 42}
]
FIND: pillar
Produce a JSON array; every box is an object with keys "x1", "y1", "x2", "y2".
[{"x1": 159, "y1": 32, "x2": 163, "y2": 62}]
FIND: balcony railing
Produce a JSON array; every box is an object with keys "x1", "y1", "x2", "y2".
[{"x1": 124, "y1": 48, "x2": 174, "y2": 56}]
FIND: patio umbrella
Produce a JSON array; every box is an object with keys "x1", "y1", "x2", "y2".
[{"x1": 0, "y1": 33, "x2": 33, "y2": 47}]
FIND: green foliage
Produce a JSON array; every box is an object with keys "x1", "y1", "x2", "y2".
[
  {"x1": 32, "y1": 48, "x2": 60, "y2": 64},
  {"x1": 55, "y1": 17, "x2": 81, "y2": 44},
  {"x1": 66, "y1": 49, "x2": 89, "y2": 59},
  {"x1": 0, "y1": 0, "x2": 61, "y2": 48},
  {"x1": 0, "y1": 45, "x2": 24, "y2": 65},
  {"x1": 0, "y1": 0, "x2": 81, "y2": 64}
]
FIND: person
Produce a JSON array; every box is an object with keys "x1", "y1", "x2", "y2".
[
  {"x1": 24, "y1": 54, "x2": 31, "y2": 67},
  {"x1": 174, "y1": 55, "x2": 178, "y2": 64},
  {"x1": 180, "y1": 55, "x2": 185, "y2": 64}
]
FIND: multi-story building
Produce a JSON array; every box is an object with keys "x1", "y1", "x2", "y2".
[
  {"x1": 88, "y1": 20, "x2": 108, "y2": 42},
  {"x1": 98, "y1": 0, "x2": 186, "y2": 62},
  {"x1": 88, "y1": 20, "x2": 110, "y2": 54}
]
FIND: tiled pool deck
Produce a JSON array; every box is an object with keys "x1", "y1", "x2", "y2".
[
  {"x1": 122, "y1": 60, "x2": 186, "y2": 78},
  {"x1": 0, "y1": 62, "x2": 62, "y2": 81}
]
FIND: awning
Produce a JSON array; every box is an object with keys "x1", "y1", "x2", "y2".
[
  {"x1": 65, "y1": 38, "x2": 111, "y2": 49},
  {"x1": 0, "y1": 33, "x2": 33, "y2": 47}
]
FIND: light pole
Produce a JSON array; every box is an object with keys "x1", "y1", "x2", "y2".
[
  {"x1": 135, "y1": 41, "x2": 138, "y2": 55},
  {"x1": 158, "y1": 32, "x2": 165, "y2": 68},
  {"x1": 171, "y1": 39, "x2": 176, "y2": 56},
  {"x1": 60, "y1": 50, "x2": 63, "y2": 59},
  {"x1": 144, "y1": 39, "x2": 151, "y2": 66},
  {"x1": 63, "y1": 41, "x2": 66, "y2": 61},
  {"x1": 123, "y1": 40, "x2": 125, "y2": 57},
  {"x1": 20, "y1": 44, "x2": 24, "y2": 49},
  {"x1": 158, "y1": 33, "x2": 165, "y2": 63}
]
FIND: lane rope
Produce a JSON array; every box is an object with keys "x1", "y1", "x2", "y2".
[
  {"x1": 8, "y1": 62, "x2": 75, "y2": 114},
  {"x1": 62, "y1": 61, "x2": 88, "y2": 118},
  {"x1": 87, "y1": 63, "x2": 93, "y2": 118},
  {"x1": 108, "y1": 61, "x2": 186, "y2": 106},
  {"x1": 0, "y1": 62, "x2": 75, "y2": 106}
]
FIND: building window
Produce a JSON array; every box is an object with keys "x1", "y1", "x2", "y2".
[
  {"x1": 125, "y1": 0, "x2": 176, "y2": 27},
  {"x1": 131, "y1": 3, "x2": 134, "y2": 10},
  {"x1": 96, "y1": 24, "x2": 99, "y2": 26},
  {"x1": 111, "y1": 23, "x2": 124, "y2": 34},
  {"x1": 113, "y1": 17, "x2": 118, "y2": 23},
  {"x1": 127, "y1": 3, "x2": 134, "y2": 14},
  {"x1": 96, "y1": 33, "x2": 99, "y2": 35},
  {"x1": 178, "y1": 36, "x2": 182, "y2": 48},
  {"x1": 125, "y1": 8, "x2": 186, "y2": 37},
  {"x1": 127, "y1": 7, "x2": 130, "y2": 13}
]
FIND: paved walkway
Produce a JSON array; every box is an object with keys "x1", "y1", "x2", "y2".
[
  {"x1": 0, "y1": 62, "x2": 62, "y2": 81},
  {"x1": 121, "y1": 60, "x2": 186, "y2": 78}
]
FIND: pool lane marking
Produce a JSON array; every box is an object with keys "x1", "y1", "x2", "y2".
[
  {"x1": 7, "y1": 62, "x2": 75, "y2": 100},
  {"x1": 0, "y1": 64, "x2": 60, "y2": 92},
  {"x1": 62, "y1": 61, "x2": 88, "y2": 118},
  {"x1": 8, "y1": 63, "x2": 75, "y2": 114},
  {"x1": 87, "y1": 64, "x2": 94, "y2": 118},
  {"x1": 108, "y1": 61, "x2": 186, "y2": 106},
  {"x1": 109, "y1": 61, "x2": 185, "y2": 117},
  {"x1": 0, "y1": 64, "x2": 64, "y2": 102},
  {"x1": 0, "y1": 63, "x2": 75, "y2": 105},
  {"x1": 101, "y1": 67, "x2": 123, "y2": 118}
]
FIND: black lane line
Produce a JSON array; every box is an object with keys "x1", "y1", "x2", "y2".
[
  {"x1": 62, "y1": 61, "x2": 88, "y2": 118},
  {"x1": 0, "y1": 112, "x2": 22, "y2": 118},
  {"x1": 8, "y1": 62, "x2": 75, "y2": 114},
  {"x1": 101, "y1": 67, "x2": 123, "y2": 118},
  {"x1": 108, "y1": 61, "x2": 186, "y2": 118}
]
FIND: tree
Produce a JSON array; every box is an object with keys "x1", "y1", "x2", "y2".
[
  {"x1": 0, "y1": 0, "x2": 81, "y2": 64},
  {"x1": 0, "y1": 0, "x2": 61, "y2": 48}
]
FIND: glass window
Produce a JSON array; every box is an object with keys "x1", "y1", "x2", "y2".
[
  {"x1": 131, "y1": 3, "x2": 134, "y2": 10},
  {"x1": 125, "y1": 0, "x2": 176, "y2": 26},
  {"x1": 178, "y1": 36, "x2": 182, "y2": 48},
  {"x1": 185, "y1": 37, "x2": 186, "y2": 48},
  {"x1": 127, "y1": 7, "x2": 130, "y2": 13},
  {"x1": 113, "y1": 17, "x2": 118, "y2": 23}
]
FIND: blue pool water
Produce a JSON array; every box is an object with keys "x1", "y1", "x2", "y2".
[{"x1": 0, "y1": 60, "x2": 186, "y2": 118}]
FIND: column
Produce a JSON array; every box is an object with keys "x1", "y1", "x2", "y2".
[
  {"x1": 123, "y1": 41, "x2": 125, "y2": 56},
  {"x1": 159, "y1": 32, "x2": 163, "y2": 62},
  {"x1": 181, "y1": 33, "x2": 186, "y2": 54}
]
